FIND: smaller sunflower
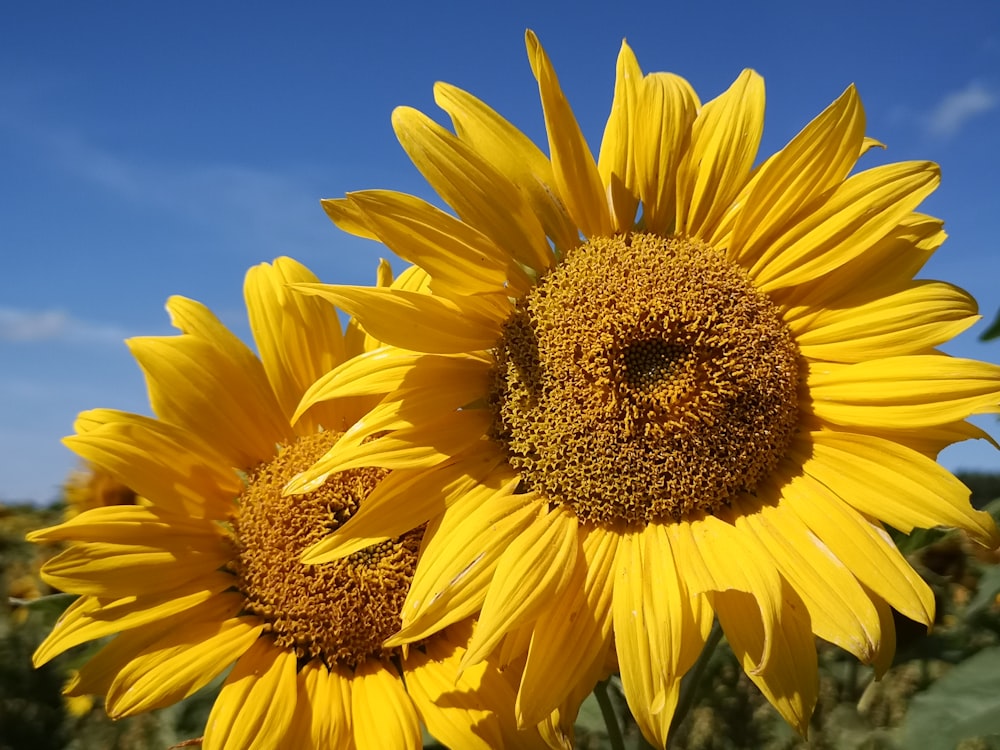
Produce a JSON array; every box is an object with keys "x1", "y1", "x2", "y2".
[
  {"x1": 61, "y1": 463, "x2": 137, "y2": 520},
  {"x1": 29, "y1": 257, "x2": 545, "y2": 750}
]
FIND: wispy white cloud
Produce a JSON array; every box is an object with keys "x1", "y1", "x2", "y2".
[
  {"x1": 0, "y1": 307, "x2": 129, "y2": 344},
  {"x1": 925, "y1": 82, "x2": 998, "y2": 138}
]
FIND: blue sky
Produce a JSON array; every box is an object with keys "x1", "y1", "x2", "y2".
[{"x1": 2, "y1": 1, "x2": 999, "y2": 503}]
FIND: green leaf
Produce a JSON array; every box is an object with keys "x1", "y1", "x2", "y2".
[
  {"x1": 965, "y1": 565, "x2": 1000, "y2": 619},
  {"x1": 900, "y1": 645, "x2": 1000, "y2": 749},
  {"x1": 980, "y1": 308, "x2": 1000, "y2": 341}
]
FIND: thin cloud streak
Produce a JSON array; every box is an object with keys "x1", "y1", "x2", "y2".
[
  {"x1": 0, "y1": 307, "x2": 129, "y2": 344},
  {"x1": 925, "y1": 82, "x2": 998, "y2": 138}
]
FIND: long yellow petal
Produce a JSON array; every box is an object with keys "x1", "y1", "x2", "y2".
[
  {"x1": 293, "y1": 348, "x2": 491, "y2": 424},
  {"x1": 389, "y1": 487, "x2": 540, "y2": 644},
  {"x1": 597, "y1": 40, "x2": 642, "y2": 231},
  {"x1": 107, "y1": 614, "x2": 264, "y2": 718},
  {"x1": 779, "y1": 212, "x2": 944, "y2": 313},
  {"x1": 287, "y1": 408, "x2": 492, "y2": 493},
  {"x1": 62, "y1": 411, "x2": 239, "y2": 519},
  {"x1": 613, "y1": 528, "x2": 689, "y2": 748},
  {"x1": 667, "y1": 511, "x2": 782, "y2": 670},
  {"x1": 808, "y1": 356, "x2": 1000, "y2": 428},
  {"x1": 128, "y1": 334, "x2": 291, "y2": 469},
  {"x1": 794, "y1": 281, "x2": 979, "y2": 362},
  {"x1": 723, "y1": 85, "x2": 864, "y2": 264},
  {"x1": 778, "y1": 462, "x2": 935, "y2": 626},
  {"x1": 63, "y1": 592, "x2": 245, "y2": 696},
  {"x1": 245, "y1": 257, "x2": 348, "y2": 434},
  {"x1": 735, "y1": 495, "x2": 880, "y2": 664},
  {"x1": 675, "y1": 69, "x2": 765, "y2": 240},
  {"x1": 714, "y1": 584, "x2": 818, "y2": 736},
  {"x1": 202, "y1": 637, "x2": 298, "y2": 750},
  {"x1": 434, "y1": 81, "x2": 578, "y2": 255},
  {"x1": 302, "y1": 442, "x2": 509, "y2": 563},
  {"x1": 799, "y1": 431, "x2": 1000, "y2": 547},
  {"x1": 392, "y1": 105, "x2": 553, "y2": 273},
  {"x1": 350, "y1": 661, "x2": 422, "y2": 750},
  {"x1": 633, "y1": 72, "x2": 699, "y2": 235},
  {"x1": 463, "y1": 506, "x2": 580, "y2": 668},
  {"x1": 347, "y1": 190, "x2": 516, "y2": 295},
  {"x1": 525, "y1": 30, "x2": 612, "y2": 238},
  {"x1": 40, "y1": 538, "x2": 231, "y2": 597},
  {"x1": 751, "y1": 161, "x2": 940, "y2": 291},
  {"x1": 26, "y1": 504, "x2": 217, "y2": 544},
  {"x1": 516, "y1": 524, "x2": 619, "y2": 727},
  {"x1": 405, "y1": 628, "x2": 521, "y2": 750},
  {"x1": 292, "y1": 283, "x2": 502, "y2": 354},
  {"x1": 33, "y1": 572, "x2": 234, "y2": 666}
]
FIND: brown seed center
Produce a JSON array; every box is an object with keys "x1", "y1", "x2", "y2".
[
  {"x1": 232, "y1": 431, "x2": 419, "y2": 667},
  {"x1": 488, "y1": 233, "x2": 801, "y2": 524}
]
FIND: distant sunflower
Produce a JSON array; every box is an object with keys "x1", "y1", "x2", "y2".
[
  {"x1": 289, "y1": 31, "x2": 1000, "y2": 746},
  {"x1": 29, "y1": 258, "x2": 544, "y2": 750},
  {"x1": 61, "y1": 463, "x2": 137, "y2": 520}
]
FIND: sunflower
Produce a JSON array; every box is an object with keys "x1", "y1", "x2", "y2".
[
  {"x1": 287, "y1": 31, "x2": 1000, "y2": 747},
  {"x1": 28, "y1": 257, "x2": 545, "y2": 750},
  {"x1": 61, "y1": 462, "x2": 138, "y2": 520}
]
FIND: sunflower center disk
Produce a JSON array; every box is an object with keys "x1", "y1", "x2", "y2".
[
  {"x1": 232, "y1": 431, "x2": 418, "y2": 667},
  {"x1": 489, "y1": 233, "x2": 801, "y2": 525}
]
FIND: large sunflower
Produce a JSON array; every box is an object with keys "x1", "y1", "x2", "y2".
[
  {"x1": 28, "y1": 257, "x2": 545, "y2": 749},
  {"x1": 288, "y1": 32, "x2": 1000, "y2": 747}
]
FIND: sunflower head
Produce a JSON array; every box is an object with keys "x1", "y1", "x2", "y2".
[{"x1": 290, "y1": 30, "x2": 1000, "y2": 748}]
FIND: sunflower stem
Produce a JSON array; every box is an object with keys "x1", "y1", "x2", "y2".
[
  {"x1": 594, "y1": 677, "x2": 626, "y2": 750},
  {"x1": 667, "y1": 619, "x2": 724, "y2": 748}
]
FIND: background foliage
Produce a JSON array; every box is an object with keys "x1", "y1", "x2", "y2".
[{"x1": 4, "y1": 480, "x2": 1000, "y2": 749}]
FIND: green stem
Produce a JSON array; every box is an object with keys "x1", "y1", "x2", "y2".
[
  {"x1": 594, "y1": 678, "x2": 627, "y2": 750},
  {"x1": 666, "y1": 619, "x2": 724, "y2": 748}
]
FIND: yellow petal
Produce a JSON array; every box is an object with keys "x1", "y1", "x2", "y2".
[
  {"x1": 292, "y1": 283, "x2": 502, "y2": 354},
  {"x1": 597, "y1": 40, "x2": 642, "y2": 231},
  {"x1": 735, "y1": 495, "x2": 880, "y2": 663},
  {"x1": 675, "y1": 69, "x2": 765, "y2": 240},
  {"x1": 778, "y1": 463, "x2": 935, "y2": 626},
  {"x1": 799, "y1": 430, "x2": 1000, "y2": 548},
  {"x1": 294, "y1": 348, "x2": 491, "y2": 424},
  {"x1": 290, "y1": 661, "x2": 353, "y2": 749},
  {"x1": 202, "y1": 637, "x2": 297, "y2": 750},
  {"x1": 302, "y1": 442, "x2": 508, "y2": 563},
  {"x1": 350, "y1": 661, "x2": 422, "y2": 750},
  {"x1": 612, "y1": 527, "x2": 698, "y2": 748},
  {"x1": 794, "y1": 281, "x2": 979, "y2": 362},
  {"x1": 245, "y1": 257, "x2": 348, "y2": 433},
  {"x1": 633, "y1": 72, "x2": 699, "y2": 235},
  {"x1": 321, "y1": 196, "x2": 379, "y2": 240},
  {"x1": 525, "y1": 30, "x2": 612, "y2": 238},
  {"x1": 463, "y1": 507, "x2": 580, "y2": 667},
  {"x1": 808, "y1": 356, "x2": 1000, "y2": 429},
  {"x1": 107, "y1": 614, "x2": 264, "y2": 718},
  {"x1": 404, "y1": 630, "x2": 509, "y2": 750},
  {"x1": 779, "y1": 212, "x2": 944, "y2": 313},
  {"x1": 347, "y1": 190, "x2": 515, "y2": 296},
  {"x1": 62, "y1": 411, "x2": 239, "y2": 519},
  {"x1": 128, "y1": 334, "x2": 290, "y2": 468},
  {"x1": 667, "y1": 511, "x2": 783, "y2": 671},
  {"x1": 392, "y1": 105, "x2": 553, "y2": 273},
  {"x1": 33, "y1": 571, "x2": 234, "y2": 666},
  {"x1": 41, "y1": 537, "x2": 231, "y2": 597},
  {"x1": 434, "y1": 81, "x2": 578, "y2": 255},
  {"x1": 64, "y1": 592, "x2": 245, "y2": 696},
  {"x1": 723, "y1": 85, "x2": 865, "y2": 264},
  {"x1": 714, "y1": 584, "x2": 818, "y2": 735},
  {"x1": 389, "y1": 486, "x2": 540, "y2": 644},
  {"x1": 750, "y1": 161, "x2": 940, "y2": 291},
  {"x1": 27, "y1": 504, "x2": 217, "y2": 544},
  {"x1": 516, "y1": 524, "x2": 618, "y2": 727}
]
